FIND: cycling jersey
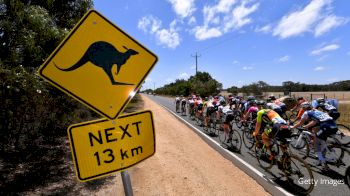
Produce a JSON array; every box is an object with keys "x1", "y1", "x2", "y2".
[
  {"x1": 256, "y1": 109, "x2": 286, "y2": 125},
  {"x1": 317, "y1": 102, "x2": 337, "y2": 111},
  {"x1": 301, "y1": 110, "x2": 333, "y2": 123},
  {"x1": 181, "y1": 98, "x2": 187, "y2": 105}
]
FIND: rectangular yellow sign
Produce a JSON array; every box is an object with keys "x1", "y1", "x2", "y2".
[{"x1": 68, "y1": 110, "x2": 155, "y2": 181}]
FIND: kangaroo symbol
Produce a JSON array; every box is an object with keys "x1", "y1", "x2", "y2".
[{"x1": 54, "y1": 41, "x2": 139, "y2": 85}]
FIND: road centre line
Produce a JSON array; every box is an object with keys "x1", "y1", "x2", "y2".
[{"x1": 159, "y1": 103, "x2": 294, "y2": 196}]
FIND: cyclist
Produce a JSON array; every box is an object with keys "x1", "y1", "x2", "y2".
[
  {"x1": 218, "y1": 100, "x2": 234, "y2": 143},
  {"x1": 241, "y1": 99, "x2": 258, "y2": 123},
  {"x1": 253, "y1": 101, "x2": 290, "y2": 161},
  {"x1": 175, "y1": 95, "x2": 181, "y2": 112},
  {"x1": 266, "y1": 98, "x2": 283, "y2": 116},
  {"x1": 180, "y1": 96, "x2": 187, "y2": 114},
  {"x1": 315, "y1": 98, "x2": 340, "y2": 121},
  {"x1": 194, "y1": 96, "x2": 203, "y2": 119},
  {"x1": 203, "y1": 97, "x2": 216, "y2": 128},
  {"x1": 290, "y1": 102, "x2": 338, "y2": 171},
  {"x1": 243, "y1": 96, "x2": 255, "y2": 114},
  {"x1": 188, "y1": 96, "x2": 195, "y2": 117}
]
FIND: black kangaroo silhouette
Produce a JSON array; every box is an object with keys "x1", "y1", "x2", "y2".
[{"x1": 54, "y1": 41, "x2": 139, "y2": 85}]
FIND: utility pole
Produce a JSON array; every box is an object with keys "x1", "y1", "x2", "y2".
[{"x1": 191, "y1": 52, "x2": 201, "y2": 75}]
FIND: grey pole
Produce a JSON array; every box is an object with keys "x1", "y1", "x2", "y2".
[{"x1": 121, "y1": 171, "x2": 133, "y2": 196}]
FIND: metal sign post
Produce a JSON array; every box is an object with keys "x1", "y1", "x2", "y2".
[{"x1": 121, "y1": 171, "x2": 133, "y2": 196}]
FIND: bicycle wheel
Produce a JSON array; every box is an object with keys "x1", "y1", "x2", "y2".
[
  {"x1": 325, "y1": 136, "x2": 344, "y2": 165},
  {"x1": 289, "y1": 133, "x2": 310, "y2": 158},
  {"x1": 242, "y1": 127, "x2": 255, "y2": 150},
  {"x1": 336, "y1": 124, "x2": 350, "y2": 146},
  {"x1": 229, "y1": 129, "x2": 242, "y2": 152},
  {"x1": 255, "y1": 143, "x2": 274, "y2": 170},
  {"x1": 283, "y1": 154, "x2": 314, "y2": 195},
  {"x1": 218, "y1": 127, "x2": 227, "y2": 144},
  {"x1": 195, "y1": 116, "x2": 202, "y2": 126}
]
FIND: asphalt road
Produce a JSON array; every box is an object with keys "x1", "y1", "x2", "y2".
[{"x1": 146, "y1": 94, "x2": 350, "y2": 196}]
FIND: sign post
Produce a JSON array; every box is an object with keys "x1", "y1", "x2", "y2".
[{"x1": 38, "y1": 9, "x2": 158, "y2": 194}]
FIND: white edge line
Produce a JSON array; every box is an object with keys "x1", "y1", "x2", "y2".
[{"x1": 160, "y1": 104, "x2": 294, "y2": 196}]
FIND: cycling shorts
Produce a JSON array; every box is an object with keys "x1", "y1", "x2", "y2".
[
  {"x1": 329, "y1": 110, "x2": 340, "y2": 121},
  {"x1": 317, "y1": 120, "x2": 338, "y2": 140},
  {"x1": 266, "y1": 123, "x2": 291, "y2": 142},
  {"x1": 223, "y1": 114, "x2": 234, "y2": 125}
]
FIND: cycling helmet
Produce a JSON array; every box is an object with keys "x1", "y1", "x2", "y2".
[
  {"x1": 220, "y1": 100, "x2": 226, "y2": 105},
  {"x1": 248, "y1": 100, "x2": 257, "y2": 106},
  {"x1": 247, "y1": 96, "x2": 255, "y2": 101},
  {"x1": 297, "y1": 96, "x2": 304, "y2": 101},
  {"x1": 256, "y1": 100, "x2": 265, "y2": 106},
  {"x1": 316, "y1": 98, "x2": 325, "y2": 103},
  {"x1": 300, "y1": 102, "x2": 312, "y2": 109},
  {"x1": 268, "y1": 95, "x2": 276, "y2": 100},
  {"x1": 204, "y1": 97, "x2": 209, "y2": 101},
  {"x1": 266, "y1": 97, "x2": 272, "y2": 102}
]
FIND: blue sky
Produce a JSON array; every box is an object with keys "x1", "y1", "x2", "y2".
[{"x1": 93, "y1": 0, "x2": 350, "y2": 89}]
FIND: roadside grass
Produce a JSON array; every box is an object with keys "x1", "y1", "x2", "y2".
[
  {"x1": 0, "y1": 93, "x2": 143, "y2": 195},
  {"x1": 338, "y1": 102, "x2": 350, "y2": 127}
]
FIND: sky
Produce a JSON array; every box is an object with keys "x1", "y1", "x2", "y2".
[{"x1": 93, "y1": 0, "x2": 350, "y2": 90}]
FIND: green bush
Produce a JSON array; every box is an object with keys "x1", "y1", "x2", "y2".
[{"x1": 0, "y1": 65, "x2": 97, "y2": 157}]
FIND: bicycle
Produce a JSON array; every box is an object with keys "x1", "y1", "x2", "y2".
[
  {"x1": 255, "y1": 132, "x2": 314, "y2": 195},
  {"x1": 289, "y1": 127, "x2": 345, "y2": 167},
  {"x1": 188, "y1": 104, "x2": 195, "y2": 120},
  {"x1": 218, "y1": 124, "x2": 242, "y2": 152},
  {"x1": 241, "y1": 120, "x2": 257, "y2": 150},
  {"x1": 175, "y1": 101, "x2": 180, "y2": 113},
  {"x1": 181, "y1": 103, "x2": 186, "y2": 116}
]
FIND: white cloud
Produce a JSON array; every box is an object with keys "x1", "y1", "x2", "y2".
[
  {"x1": 273, "y1": 0, "x2": 329, "y2": 39},
  {"x1": 255, "y1": 24, "x2": 271, "y2": 33},
  {"x1": 168, "y1": 0, "x2": 196, "y2": 18},
  {"x1": 178, "y1": 72, "x2": 190, "y2": 79},
  {"x1": 192, "y1": 26, "x2": 222, "y2": 40},
  {"x1": 315, "y1": 15, "x2": 349, "y2": 37},
  {"x1": 233, "y1": 60, "x2": 239, "y2": 64},
  {"x1": 314, "y1": 66, "x2": 325, "y2": 71},
  {"x1": 278, "y1": 55, "x2": 290, "y2": 63},
  {"x1": 223, "y1": 1, "x2": 259, "y2": 32},
  {"x1": 138, "y1": 16, "x2": 181, "y2": 49},
  {"x1": 347, "y1": 51, "x2": 350, "y2": 55},
  {"x1": 190, "y1": 65, "x2": 196, "y2": 70},
  {"x1": 242, "y1": 66, "x2": 253, "y2": 70},
  {"x1": 310, "y1": 44, "x2": 339, "y2": 56},
  {"x1": 192, "y1": 0, "x2": 259, "y2": 40},
  {"x1": 145, "y1": 77, "x2": 153, "y2": 82}
]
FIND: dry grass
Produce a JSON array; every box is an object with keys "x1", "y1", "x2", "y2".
[{"x1": 338, "y1": 102, "x2": 350, "y2": 127}]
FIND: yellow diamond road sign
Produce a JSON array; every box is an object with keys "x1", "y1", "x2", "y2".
[
  {"x1": 68, "y1": 110, "x2": 155, "y2": 181},
  {"x1": 38, "y1": 10, "x2": 158, "y2": 119}
]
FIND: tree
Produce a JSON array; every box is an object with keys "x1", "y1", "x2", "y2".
[{"x1": 0, "y1": 0, "x2": 93, "y2": 68}]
